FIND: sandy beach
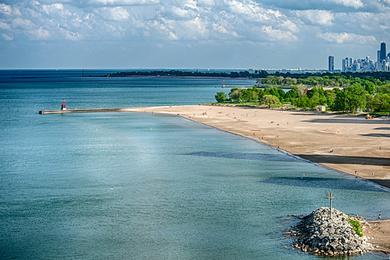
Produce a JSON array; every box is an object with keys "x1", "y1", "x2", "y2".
[
  {"x1": 126, "y1": 104, "x2": 390, "y2": 252},
  {"x1": 366, "y1": 220, "x2": 390, "y2": 254},
  {"x1": 126, "y1": 105, "x2": 390, "y2": 188}
]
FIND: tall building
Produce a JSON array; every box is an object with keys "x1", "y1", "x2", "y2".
[
  {"x1": 328, "y1": 56, "x2": 334, "y2": 72},
  {"x1": 377, "y1": 50, "x2": 381, "y2": 63},
  {"x1": 342, "y1": 57, "x2": 348, "y2": 72},
  {"x1": 380, "y1": 42, "x2": 386, "y2": 62},
  {"x1": 340, "y1": 42, "x2": 388, "y2": 72}
]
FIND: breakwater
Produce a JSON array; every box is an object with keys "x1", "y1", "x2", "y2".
[
  {"x1": 38, "y1": 108, "x2": 129, "y2": 115},
  {"x1": 290, "y1": 207, "x2": 371, "y2": 256}
]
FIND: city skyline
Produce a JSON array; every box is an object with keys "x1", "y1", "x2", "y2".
[
  {"x1": 0, "y1": 0, "x2": 389, "y2": 69},
  {"x1": 338, "y1": 41, "x2": 390, "y2": 72}
]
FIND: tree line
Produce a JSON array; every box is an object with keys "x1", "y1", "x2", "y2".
[
  {"x1": 102, "y1": 70, "x2": 390, "y2": 81},
  {"x1": 105, "y1": 70, "x2": 268, "y2": 78},
  {"x1": 215, "y1": 75, "x2": 390, "y2": 113}
]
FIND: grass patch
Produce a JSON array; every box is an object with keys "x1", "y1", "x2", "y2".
[{"x1": 348, "y1": 218, "x2": 363, "y2": 237}]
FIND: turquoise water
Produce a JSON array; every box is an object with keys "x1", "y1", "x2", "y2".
[{"x1": 0, "y1": 72, "x2": 389, "y2": 259}]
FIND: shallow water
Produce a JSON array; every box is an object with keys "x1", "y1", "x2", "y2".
[{"x1": 0, "y1": 72, "x2": 389, "y2": 259}]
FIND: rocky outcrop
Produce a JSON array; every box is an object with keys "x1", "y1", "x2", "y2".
[{"x1": 290, "y1": 207, "x2": 372, "y2": 256}]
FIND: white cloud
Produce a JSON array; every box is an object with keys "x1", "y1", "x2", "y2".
[
  {"x1": 42, "y1": 3, "x2": 72, "y2": 16},
  {"x1": 182, "y1": 16, "x2": 208, "y2": 38},
  {"x1": 332, "y1": 0, "x2": 364, "y2": 8},
  {"x1": 262, "y1": 25, "x2": 297, "y2": 41},
  {"x1": 317, "y1": 32, "x2": 376, "y2": 43},
  {"x1": 0, "y1": 0, "x2": 300, "y2": 42},
  {"x1": 0, "y1": 0, "x2": 387, "y2": 46},
  {"x1": 87, "y1": 0, "x2": 159, "y2": 6},
  {"x1": 198, "y1": 0, "x2": 215, "y2": 7},
  {"x1": 145, "y1": 18, "x2": 178, "y2": 40},
  {"x1": 99, "y1": 7, "x2": 130, "y2": 21},
  {"x1": 12, "y1": 18, "x2": 33, "y2": 29},
  {"x1": 281, "y1": 20, "x2": 299, "y2": 33},
  {"x1": 29, "y1": 27, "x2": 50, "y2": 39},
  {"x1": 226, "y1": 0, "x2": 282, "y2": 22},
  {"x1": 296, "y1": 10, "x2": 334, "y2": 26},
  {"x1": 0, "y1": 3, "x2": 13, "y2": 16}
]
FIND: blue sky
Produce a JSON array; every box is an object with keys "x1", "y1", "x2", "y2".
[{"x1": 0, "y1": 0, "x2": 389, "y2": 69}]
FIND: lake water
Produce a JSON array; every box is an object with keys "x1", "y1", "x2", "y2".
[{"x1": 0, "y1": 71, "x2": 389, "y2": 259}]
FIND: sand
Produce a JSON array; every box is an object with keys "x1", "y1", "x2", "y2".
[
  {"x1": 365, "y1": 220, "x2": 390, "y2": 254},
  {"x1": 126, "y1": 105, "x2": 390, "y2": 188},
  {"x1": 125, "y1": 105, "x2": 390, "y2": 251}
]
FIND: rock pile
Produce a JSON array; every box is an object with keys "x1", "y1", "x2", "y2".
[{"x1": 290, "y1": 207, "x2": 371, "y2": 256}]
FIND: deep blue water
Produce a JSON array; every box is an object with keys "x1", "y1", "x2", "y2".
[{"x1": 0, "y1": 71, "x2": 389, "y2": 259}]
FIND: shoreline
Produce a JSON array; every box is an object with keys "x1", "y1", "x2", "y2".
[
  {"x1": 125, "y1": 104, "x2": 390, "y2": 254},
  {"x1": 180, "y1": 112, "x2": 388, "y2": 188},
  {"x1": 40, "y1": 105, "x2": 389, "y2": 189},
  {"x1": 40, "y1": 104, "x2": 390, "y2": 253},
  {"x1": 124, "y1": 105, "x2": 390, "y2": 189}
]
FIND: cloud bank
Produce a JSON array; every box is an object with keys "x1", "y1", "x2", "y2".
[
  {"x1": 0, "y1": 0, "x2": 387, "y2": 43},
  {"x1": 0, "y1": 0, "x2": 388, "y2": 68}
]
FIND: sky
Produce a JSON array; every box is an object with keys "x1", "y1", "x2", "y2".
[{"x1": 0, "y1": 0, "x2": 389, "y2": 69}]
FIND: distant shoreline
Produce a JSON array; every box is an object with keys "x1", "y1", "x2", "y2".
[{"x1": 96, "y1": 70, "x2": 390, "y2": 81}]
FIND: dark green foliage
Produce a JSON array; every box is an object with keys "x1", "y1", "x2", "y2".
[
  {"x1": 215, "y1": 92, "x2": 227, "y2": 103},
  {"x1": 226, "y1": 87, "x2": 264, "y2": 103},
  {"x1": 241, "y1": 87, "x2": 261, "y2": 102},
  {"x1": 294, "y1": 95, "x2": 310, "y2": 108},
  {"x1": 262, "y1": 95, "x2": 280, "y2": 108},
  {"x1": 377, "y1": 83, "x2": 390, "y2": 94},
  {"x1": 367, "y1": 93, "x2": 390, "y2": 112},
  {"x1": 228, "y1": 88, "x2": 242, "y2": 103},
  {"x1": 325, "y1": 89, "x2": 336, "y2": 110},
  {"x1": 108, "y1": 69, "x2": 268, "y2": 78},
  {"x1": 216, "y1": 75, "x2": 390, "y2": 113},
  {"x1": 264, "y1": 87, "x2": 285, "y2": 102},
  {"x1": 342, "y1": 84, "x2": 367, "y2": 113},
  {"x1": 334, "y1": 89, "x2": 347, "y2": 111},
  {"x1": 307, "y1": 87, "x2": 327, "y2": 108}
]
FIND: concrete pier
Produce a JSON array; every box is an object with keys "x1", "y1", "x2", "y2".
[{"x1": 39, "y1": 108, "x2": 129, "y2": 115}]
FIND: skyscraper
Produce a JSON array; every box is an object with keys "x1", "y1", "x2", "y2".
[
  {"x1": 342, "y1": 58, "x2": 347, "y2": 72},
  {"x1": 328, "y1": 56, "x2": 334, "y2": 72},
  {"x1": 380, "y1": 42, "x2": 386, "y2": 62},
  {"x1": 377, "y1": 50, "x2": 381, "y2": 63}
]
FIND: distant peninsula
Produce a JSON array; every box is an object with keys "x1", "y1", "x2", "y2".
[
  {"x1": 99, "y1": 70, "x2": 390, "y2": 81},
  {"x1": 103, "y1": 70, "x2": 267, "y2": 78}
]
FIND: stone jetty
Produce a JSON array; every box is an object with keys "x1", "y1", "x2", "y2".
[{"x1": 289, "y1": 207, "x2": 371, "y2": 256}]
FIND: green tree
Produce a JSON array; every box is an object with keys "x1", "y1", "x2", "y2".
[
  {"x1": 285, "y1": 86, "x2": 300, "y2": 102},
  {"x1": 325, "y1": 89, "x2": 336, "y2": 109},
  {"x1": 334, "y1": 89, "x2": 347, "y2": 111},
  {"x1": 264, "y1": 87, "x2": 285, "y2": 101},
  {"x1": 215, "y1": 92, "x2": 227, "y2": 103},
  {"x1": 241, "y1": 87, "x2": 260, "y2": 102},
  {"x1": 362, "y1": 80, "x2": 376, "y2": 95},
  {"x1": 343, "y1": 83, "x2": 368, "y2": 113},
  {"x1": 294, "y1": 95, "x2": 310, "y2": 108},
  {"x1": 262, "y1": 95, "x2": 280, "y2": 108},
  {"x1": 307, "y1": 87, "x2": 327, "y2": 108},
  {"x1": 367, "y1": 93, "x2": 390, "y2": 112},
  {"x1": 228, "y1": 88, "x2": 242, "y2": 103}
]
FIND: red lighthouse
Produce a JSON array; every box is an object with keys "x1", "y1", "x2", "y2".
[{"x1": 60, "y1": 100, "x2": 67, "y2": 111}]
